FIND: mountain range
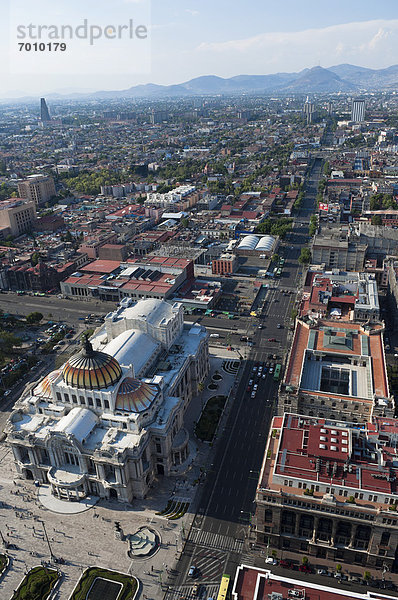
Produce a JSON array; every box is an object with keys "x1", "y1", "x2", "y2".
[
  {"x1": 4, "y1": 64, "x2": 398, "y2": 101},
  {"x1": 82, "y1": 64, "x2": 398, "y2": 99}
]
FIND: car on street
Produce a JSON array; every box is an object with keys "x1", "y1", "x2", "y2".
[
  {"x1": 251, "y1": 391, "x2": 256, "y2": 398},
  {"x1": 188, "y1": 566, "x2": 197, "y2": 578},
  {"x1": 299, "y1": 565, "x2": 312, "y2": 574},
  {"x1": 277, "y1": 323, "x2": 282, "y2": 329},
  {"x1": 262, "y1": 373, "x2": 267, "y2": 379},
  {"x1": 279, "y1": 560, "x2": 293, "y2": 569},
  {"x1": 268, "y1": 338, "x2": 277, "y2": 342},
  {"x1": 265, "y1": 557, "x2": 278, "y2": 565}
]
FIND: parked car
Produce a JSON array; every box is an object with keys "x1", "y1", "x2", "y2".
[
  {"x1": 279, "y1": 560, "x2": 293, "y2": 569},
  {"x1": 299, "y1": 565, "x2": 312, "y2": 573}
]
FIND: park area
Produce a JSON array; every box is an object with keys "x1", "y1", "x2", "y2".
[
  {"x1": 11, "y1": 565, "x2": 59, "y2": 600},
  {"x1": 195, "y1": 395, "x2": 227, "y2": 442},
  {"x1": 70, "y1": 567, "x2": 138, "y2": 600}
]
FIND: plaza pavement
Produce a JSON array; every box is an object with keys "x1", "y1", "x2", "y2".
[{"x1": 0, "y1": 350, "x2": 239, "y2": 600}]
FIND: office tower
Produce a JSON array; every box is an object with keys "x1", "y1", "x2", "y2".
[
  {"x1": 18, "y1": 174, "x2": 56, "y2": 207},
  {"x1": 351, "y1": 99, "x2": 365, "y2": 123},
  {"x1": 40, "y1": 97, "x2": 51, "y2": 122},
  {"x1": 303, "y1": 97, "x2": 315, "y2": 124}
]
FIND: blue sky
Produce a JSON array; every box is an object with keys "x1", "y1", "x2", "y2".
[{"x1": 2, "y1": 0, "x2": 398, "y2": 96}]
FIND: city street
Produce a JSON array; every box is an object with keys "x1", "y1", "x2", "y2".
[{"x1": 166, "y1": 157, "x2": 323, "y2": 597}]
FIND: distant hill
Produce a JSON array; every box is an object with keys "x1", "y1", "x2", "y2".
[
  {"x1": 280, "y1": 66, "x2": 356, "y2": 93},
  {"x1": 85, "y1": 63, "x2": 397, "y2": 98},
  {"x1": 3, "y1": 63, "x2": 398, "y2": 101}
]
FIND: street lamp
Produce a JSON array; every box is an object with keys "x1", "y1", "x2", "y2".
[{"x1": 40, "y1": 520, "x2": 55, "y2": 561}]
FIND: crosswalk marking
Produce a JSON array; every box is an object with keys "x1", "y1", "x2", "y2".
[
  {"x1": 165, "y1": 583, "x2": 220, "y2": 600},
  {"x1": 188, "y1": 527, "x2": 244, "y2": 553}
]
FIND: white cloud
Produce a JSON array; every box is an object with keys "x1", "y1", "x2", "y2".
[
  {"x1": 185, "y1": 9, "x2": 200, "y2": 16},
  {"x1": 195, "y1": 19, "x2": 398, "y2": 73}
]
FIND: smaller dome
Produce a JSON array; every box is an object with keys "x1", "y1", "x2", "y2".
[
  {"x1": 34, "y1": 369, "x2": 61, "y2": 398},
  {"x1": 115, "y1": 378, "x2": 158, "y2": 412},
  {"x1": 62, "y1": 337, "x2": 122, "y2": 390}
]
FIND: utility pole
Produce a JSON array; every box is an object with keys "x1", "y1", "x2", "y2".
[{"x1": 41, "y1": 520, "x2": 54, "y2": 561}]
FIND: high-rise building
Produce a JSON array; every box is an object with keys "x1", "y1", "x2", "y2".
[
  {"x1": 0, "y1": 198, "x2": 37, "y2": 238},
  {"x1": 18, "y1": 174, "x2": 56, "y2": 207},
  {"x1": 351, "y1": 99, "x2": 365, "y2": 122},
  {"x1": 40, "y1": 97, "x2": 51, "y2": 122},
  {"x1": 303, "y1": 97, "x2": 315, "y2": 124}
]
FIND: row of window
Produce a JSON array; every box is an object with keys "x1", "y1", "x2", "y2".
[
  {"x1": 261, "y1": 495, "x2": 375, "y2": 521},
  {"x1": 56, "y1": 391, "x2": 110, "y2": 410}
]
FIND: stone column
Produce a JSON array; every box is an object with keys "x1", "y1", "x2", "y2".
[
  {"x1": 12, "y1": 446, "x2": 22, "y2": 462},
  {"x1": 330, "y1": 520, "x2": 338, "y2": 546},
  {"x1": 311, "y1": 516, "x2": 319, "y2": 543},
  {"x1": 348, "y1": 525, "x2": 357, "y2": 548},
  {"x1": 295, "y1": 514, "x2": 301, "y2": 537},
  {"x1": 27, "y1": 448, "x2": 36, "y2": 464}
]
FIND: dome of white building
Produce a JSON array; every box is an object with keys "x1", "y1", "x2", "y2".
[{"x1": 120, "y1": 298, "x2": 175, "y2": 327}]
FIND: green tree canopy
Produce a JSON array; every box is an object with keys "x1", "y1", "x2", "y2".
[{"x1": 26, "y1": 312, "x2": 43, "y2": 324}]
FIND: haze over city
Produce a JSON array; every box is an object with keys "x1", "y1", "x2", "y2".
[{"x1": 1, "y1": 0, "x2": 398, "y2": 96}]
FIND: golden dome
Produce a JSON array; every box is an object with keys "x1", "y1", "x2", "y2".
[
  {"x1": 62, "y1": 337, "x2": 122, "y2": 390},
  {"x1": 115, "y1": 377, "x2": 158, "y2": 412}
]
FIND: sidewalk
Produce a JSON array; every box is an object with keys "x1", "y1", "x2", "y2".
[{"x1": 0, "y1": 349, "x2": 243, "y2": 600}]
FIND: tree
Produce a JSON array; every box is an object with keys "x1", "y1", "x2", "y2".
[
  {"x1": 371, "y1": 215, "x2": 382, "y2": 226},
  {"x1": 31, "y1": 251, "x2": 40, "y2": 267},
  {"x1": 0, "y1": 331, "x2": 22, "y2": 354},
  {"x1": 271, "y1": 254, "x2": 280, "y2": 263},
  {"x1": 26, "y1": 312, "x2": 43, "y2": 324},
  {"x1": 299, "y1": 247, "x2": 311, "y2": 264},
  {"x1": 180, "y1": 217, "x2": 189, "y2": 229}
]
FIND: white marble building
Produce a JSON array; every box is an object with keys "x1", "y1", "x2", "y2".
[{"x1": 6, "y1": 298, "x2": 209, "y2": 503}]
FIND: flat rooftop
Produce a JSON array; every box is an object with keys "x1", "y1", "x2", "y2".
[
  {"x1": 260, "y1": 414, "x2": 398, "y2": 501},
  {"x1": 233, "y1": 565, "x2": 396, "y2": 600},
  {"x1": 285, "y1": 319, "x2": 388, "y2": 400}
]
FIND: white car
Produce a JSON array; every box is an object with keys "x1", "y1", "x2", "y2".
[
  {"x1": 265, "y1": 557, "x2": 277, "y2": 565},
  {"x1": 251, "y1": 391, "x2": 256, "y2": 398}
]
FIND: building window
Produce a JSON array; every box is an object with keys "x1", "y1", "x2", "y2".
[
  {"x1": 104, "y1": 399, "x2": 110, "y2": 409},
  {"x1": 88, "y1": 397, "x2": 93, "y2": 407},
  {"x1": 56, "y1": 392, "x2": 61, "y2": 402},
  {"x1": 64, "y1": 393, "x2": 69, "y2": 402},
  {"x1": 96, "y1": 398, "x2": 101, "y2": 408},
  {"x1": 156, "y1": 443, "x2": 161, "y2": 453},
  {"x1": 72, "y1": 395, "x2": 77, "y2": 404},
  {"x1": 79, "y1": 396, "x2": 85, "y2": 405}
]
